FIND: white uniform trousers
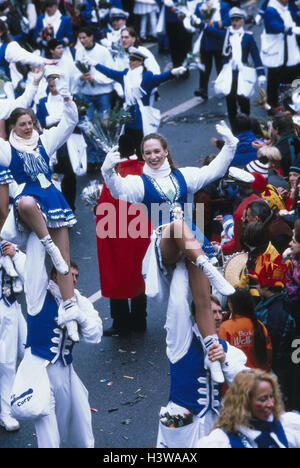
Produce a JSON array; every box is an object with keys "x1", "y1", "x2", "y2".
[
  {"x1": 0, "y1": 300, "x2": 26, "y2": 416},
  {"x1": 34, "y1": 361, "x2": 94, "y2": 448}
]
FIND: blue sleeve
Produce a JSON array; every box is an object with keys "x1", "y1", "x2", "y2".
[
  {"x1": 36, "y1": 99, "x2": 47, "y2": 129},
  {"x1": 80, "y1": 0, "x2": 93, "y2": 23},
  {"x1": 218, "y1": 2, "x2": 231, "y2": 27},
  {"x1": 264, "y1": 7, "x2": 286, "y2": 34},
  {"x1": 146, "y1": 71, "x2": 172, "y2": 89},
  {"x1": 248, "y1": 36, "x2": 265, "y2": 76},
  {"x1": 34, "y1": 15, "x2": 43, "y2": 42},
  {"x1": 202, "y1": 23, "x2": 227, "y2": 40},
  {"x1": 62, "y1": 17, "x2": 74, "y2": 45},
  {"x1": 95, "y1": 63, "x2": 126, "y2": 84}
]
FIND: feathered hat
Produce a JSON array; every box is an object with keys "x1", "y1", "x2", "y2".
[{"x1": 248, "y1": 254, "x2": 289, "y2": 288}]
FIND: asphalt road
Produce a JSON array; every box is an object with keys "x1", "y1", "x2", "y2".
[{"x1": 0, "y1": 14, "x2": 266, "y2": 450}]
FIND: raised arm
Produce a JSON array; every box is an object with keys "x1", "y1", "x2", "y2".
[
  {"x1": 181, "y1": 121, "x2": 238, "y2": 193},
  {"x1": 101, "y1": 147, "x2": 144, "y2": 203}
]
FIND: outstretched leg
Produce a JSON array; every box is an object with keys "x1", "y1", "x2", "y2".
[{"x1": 17, "y1": 196, "x2": 69, "y2": 275}]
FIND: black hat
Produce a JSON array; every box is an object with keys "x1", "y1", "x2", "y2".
[{"x1": 289, "y1": 157, "x2": 300, "y2": 174}]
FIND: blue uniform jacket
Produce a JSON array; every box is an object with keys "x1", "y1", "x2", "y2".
[
  {"x1": 194, "y1": 1, "x2": 231, "y2": 51},
  {"x1": 34, "y1": 14, "x2": 74, "y2": 46},
  {"x1": 264, "y1": 4, "x2": 300, "y2": 35},
  {"x1": 95, "y1": 63, "x2": 172, "y2": 129},
  {"x1": 200, "y1": 25, "x2": 265, "y2": 76}
]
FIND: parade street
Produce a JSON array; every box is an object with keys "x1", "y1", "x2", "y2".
[{"x1": 0, "y1": 26, "x2": 267, "y2": 449}]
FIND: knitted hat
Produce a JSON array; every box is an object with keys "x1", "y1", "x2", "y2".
[
  {"x1": 248, "y1": 254, "x2": 289, "y2": 289},
  {"x1": 246, "y1": 159, "x2": 269, "y2": 177}
]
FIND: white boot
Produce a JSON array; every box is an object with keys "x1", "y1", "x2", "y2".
[
  {"x1": 41, "y1": 236, "x2": 69, "y2": 275},
  {"x1": 62, "y1": 297, "x2": 80, "y2": 343},
  {"x1": 0, "y1": 255, "x2": 18, "y2": 278},
  {"x1": 12, "y1": 277, "x2": 23, "y2": 294},
  {"x1": 196, "y1": 255, "x2": 235, "y2": 296},
  {"x1": 204, "y1": 335, "x2": 225, "y2": 384}
]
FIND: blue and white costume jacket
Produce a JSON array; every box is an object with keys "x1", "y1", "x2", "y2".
[
  {"x1": 34, "y1": 14, "x2": 74, "y2": 48},
  {"x1": 94, "y1": 63, "x2": 172, "y2": 131},
  {"x1": 156, "y1": 260, "x2": 247, "y2": 448},
  {"x1": 198, "y1": 412, "x2": 300, "y2": 448},
  {"x1": 197, "y1": 23, "x2": 265, "y2": 77},
  {"x1": 25, "y1": 279, "x2": 103, "y2": 366},
  {"x1": 261, "y1": 0, "x2": 300, "y2": 67}
]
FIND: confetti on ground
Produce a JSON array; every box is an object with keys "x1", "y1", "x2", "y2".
[
  {"x1": 123, "y1": 436, "x2": 129, "y2": 440},
  {"x1": 123, "y1": 375, "x2": 134, "y2": 380},
  {"x1": 108, "y1": 408, "x2": 118, "y2": 413},
  {"x1": 107, "y1": 381, "x2": 114, "y2": 386},
  {"x1": 99, "y1": 347, "x2": 104, "y2": 352},
  {"x1": 122, "y1": 419, "x2": 132, "y2": 425},
  {"x1": 135, "y1": 388, "x2": 141, "y2": 393},
  {"x1": 147, "y1": 361, "x2": 154, "y2": 366},
  {"x1": 90, "y1": 408, "x2": 98, "y2": 413},
  {"x1": 100, "y1": 379, "x2": 109, "y2": 383},
  {"x1": 118, "y1": 348, "x2": 127, "y2": 353},
  {"x1": 130, "y1": 351, "x2": 136, "y2": 355}
]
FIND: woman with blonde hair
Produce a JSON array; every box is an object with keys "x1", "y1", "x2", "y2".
[{"x1": 197, "y1": 369, "x2": 300, "y2": 448}]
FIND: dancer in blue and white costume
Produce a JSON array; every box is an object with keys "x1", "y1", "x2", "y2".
[
  {"x1": 0, "y1": 79, "x2": 81, "y2": 341},
  {"x1": 0, "y1": 67, "x2": 46, "y2": 231},
  {"x1": 156, "y1": 261, "x2": 247, "y2": 448},
  {"x1": 101, "y1": 121, "x2": 238, "y2": 383}
]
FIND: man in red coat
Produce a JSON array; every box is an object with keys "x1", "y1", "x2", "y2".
[{"x1": 96, "y1": 135, "x2": 152, "y2": 336}]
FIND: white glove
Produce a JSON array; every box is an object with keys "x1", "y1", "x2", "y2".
[
  {"x1": 258, "y1": 75, "x2": 266, "y2": 87},
  {"x1": 171, "y1": 66, "x2": 187, "y2": 76},
  {"x1": 216, "y1": 120, "x2": 238, "y2": 146},
  {"x1": 101, "y1": 145, "x2": 123, "y2": 174},
  {"x1": 191, "y1": 14, "x2": 202, "y2": 26},
  {"x1": 292, "y1": 26, "x2": 300, "y2": 35},
  {"x1": 255, "y1": 13, "x2": 262, "y2": 25},
  {"x1": 55, "y1": 76, "x2": 71, "y2": 99},
  {"x1": 164, "y1": 0, "x2": 174, "y2": 7}
]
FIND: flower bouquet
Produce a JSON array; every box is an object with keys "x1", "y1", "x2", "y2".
[
  {"x1": 78, "y1": 104, "x2": 132, "y2": 153},
  {"x1": 75, "y1": 60, "x2": 95, "y2": 86},
  {"x1": 200, "y1": 2, "x2": 216, "y2": 21},
  {"x1": 73, "y1": 95, "x2": 91, "y2": 119},
  {"x1": 182, "y1": 52, "x2": 205, "y2": 72},
  {"x1": 81, "y1": 180, "x2": 103, "y2": 209}
]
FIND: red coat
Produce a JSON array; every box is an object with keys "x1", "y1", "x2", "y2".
[{"x1": 96, "y1": 159, "x2": 151, "y2": 299}]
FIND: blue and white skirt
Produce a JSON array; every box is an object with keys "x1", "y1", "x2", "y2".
[
  {"x1": 14, "y1": 181, "x2": 77, "y2": 230},
  {"x1": 0, "y1": 166, "x2": 14, "y2": 185}
]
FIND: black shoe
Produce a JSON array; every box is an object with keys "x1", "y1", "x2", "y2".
[
  {"x1": 147, "y1": 35, "x2": 157, "y2": 42},
  {"x1": 131, "y1": 319, "x2": 147, "y2": 333},
  {"x1": 103, "y1": 326, "x2": 130, "y2": 337},
  {"x1": 194, "y1": 89, "x2": 208, "y2": 99}
]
